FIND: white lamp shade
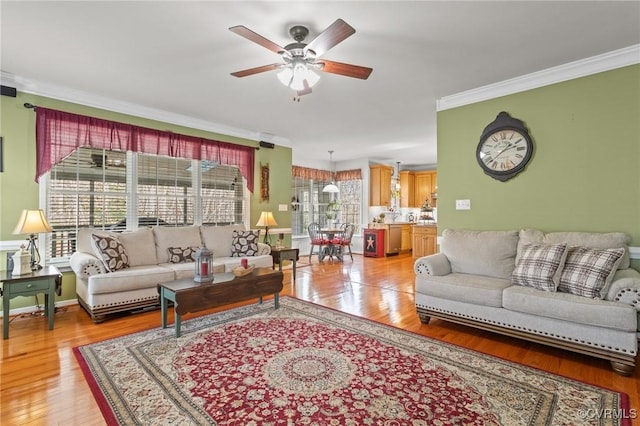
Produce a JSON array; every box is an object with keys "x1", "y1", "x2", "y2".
[
  {"x1": 322, "y1": 183, "x2": 340, "y2": 193},
  {"x1": 277, "y1": 65, "x2": 320, "y2": 91},
  {"x1": 13, "y1": 209, "x2": 53, "y2": 235},
  {"x1": 255, "y1": 211, "x2": 278, "y2": 227}
]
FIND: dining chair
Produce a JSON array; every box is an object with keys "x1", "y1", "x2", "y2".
[
  {"x1": 307, "y1": 223, "x2": 328, "y2": 262},
  {"x1": 337, "y1": 223, "x2": 356, "y2": 261}
]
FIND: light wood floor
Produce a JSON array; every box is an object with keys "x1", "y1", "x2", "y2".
[{"x1": 1, "y1": 253, "x2": 638, "y2": 425}]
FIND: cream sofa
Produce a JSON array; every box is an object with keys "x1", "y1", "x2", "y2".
[
  {"x1": 414, "y1": 229, "x2": 640, "y2": 376},
  {"x1": 70, "y1": 225, "x2": 273, "y2": 323}
]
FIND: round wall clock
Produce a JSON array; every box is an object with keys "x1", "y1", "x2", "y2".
[{"x1": 476, "y1": 111, "x2": 533, "y2": 182}]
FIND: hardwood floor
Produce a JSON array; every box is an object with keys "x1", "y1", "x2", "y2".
[{"x1": 1, "y1": 252, "x2": 638, "y2": 425}]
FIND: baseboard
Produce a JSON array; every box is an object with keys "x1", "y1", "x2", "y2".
[{"x1": 0, "y1": 298, "x2": 78, "y2": 318}]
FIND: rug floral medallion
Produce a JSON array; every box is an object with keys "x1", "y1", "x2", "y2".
[{"x1": 75, "y1": 297, "x2": 630, "y2": 425}]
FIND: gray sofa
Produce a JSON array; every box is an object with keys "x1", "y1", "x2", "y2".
[
  {"x1": 414, "y1": 228, "x2": 640, "y2": 375},
  {"x1": 70, "y1": 224, "x2": 273, "y2": 323}
]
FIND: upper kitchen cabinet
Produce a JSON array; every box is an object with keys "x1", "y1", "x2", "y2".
[
  {"x1": 399, "y1": 171, "x2": 415, "y2": 208},
  {"x1": 414, "y1": 171, "x2": 437, "y2": 208},
  {"x1": 370, "y1": 164, "x2": 393, "y2": 207}
]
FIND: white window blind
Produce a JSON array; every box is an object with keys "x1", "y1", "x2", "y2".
[{"x1": 45, "y1": 147, "x2": 247, "y2": 262}]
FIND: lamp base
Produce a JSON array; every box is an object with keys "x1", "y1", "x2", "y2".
[
  {"x1": 27, "y1": 234, "x2": 42, "y2": 270},
  {"x1": 263, "y1": 229, "x2": 272, "y2": 246}
]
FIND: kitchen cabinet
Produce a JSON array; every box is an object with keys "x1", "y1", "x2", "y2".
[
  {"x1": 414, "y1": 171, "x2": 437, "y2": 208},
  {"x1": 386, "y1": 224, "x2": 402, "y2": 255},
  {"x1": 412, "y1": 225, "x2": 437, "y2": 259},
  {"x1": 400, "y1": 224, "x2": 412, "y2": 252},
  {"x1": 369, "y1": 164, "x2": 393, "y2": 207},
  {"x1": 399, "y1": 171, "x2": 415, "y2": 208}
]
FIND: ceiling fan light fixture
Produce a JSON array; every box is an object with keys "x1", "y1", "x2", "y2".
[{"x1": 277, "y1": 63, "x2": 320, "y2": 91}]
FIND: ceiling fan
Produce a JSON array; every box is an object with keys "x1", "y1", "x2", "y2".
[{"x1": 229, "y1": 19, "x2": 373, "y2": 96}]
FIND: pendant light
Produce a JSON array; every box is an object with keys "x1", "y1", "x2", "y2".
[{"x1": 322, "y1": 150, "x2": 340, "y2": 193}]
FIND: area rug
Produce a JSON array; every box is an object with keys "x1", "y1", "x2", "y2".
[{"x1": 74, "y1": 297, "x2": 631, "y2": 425}]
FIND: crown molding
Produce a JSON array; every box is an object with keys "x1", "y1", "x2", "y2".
[
  {"x1": 437, "y1": 44, "x2": 640, "y2": 111},
  {"x1": 0, "y1": 71, "x2": 292, "y2": 147}
]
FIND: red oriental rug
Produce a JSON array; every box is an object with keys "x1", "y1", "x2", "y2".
[{"x1": 74, "y1": 297, "x2": 631, "y2": 425}]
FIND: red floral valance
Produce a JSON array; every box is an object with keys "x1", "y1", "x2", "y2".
[{"x1": 35, "y1": 107, "x2": 256, "y2": 192}]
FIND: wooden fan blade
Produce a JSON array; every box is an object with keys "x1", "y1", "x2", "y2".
[
  {"x1": 229, "y1": 25, "x2": 285, "y2": 54},
  {"x1": 318, "y1": 60, "x2": 373, "y2": 80},
  {"x1": 304, "y1": 19, "x2": 355, "y2": 57},
  {"x1": 231, "y1": 64, "x2": 280, "y2": 78}
]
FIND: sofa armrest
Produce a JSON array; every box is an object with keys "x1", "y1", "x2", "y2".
[
  {"x1": 257, "y1": 243, "x2": 271, "y2": 256},
  {"x1": 414, "y1": 253, "x2": 451, "y2": 277},
  {"x1": 605, "y1": 268, "x2": 640, "y2": 310},
  {"x1": 70, "y1": 252, "x2": 106, "y2": 279}
]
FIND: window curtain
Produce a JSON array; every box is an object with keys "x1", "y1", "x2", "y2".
[
  {"x1": 335, "y1": 169, "x2": 362, "y2": 181},
  {"x1": 291, "y1": 165, "x2": 332, "y2": 181},
  {"x1": 35, "y1": 107, "x2": 255, "y2": 192},
  {"x1": 291, "y1": 166, "x2": 362, "y2": 182}
]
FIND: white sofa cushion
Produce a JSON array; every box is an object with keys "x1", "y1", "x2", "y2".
[
  {"x1": 118, "y1": 227, "x2": 158, "y2": 266},
  {"x1": 503, "y1": 286, "x2": 636, "y2": 332},
  {"x1": 415, "y1": 272, "x2": 511, "y2": 308},
  {"x1": 200, "y1": 224, "x2": 245, "y2": 257},
  {"x1": 558, "y1": 246, "x2": 625, "y2": 299},
  {"x1": 88, "y1": 265, "x2": 175, "y2": 294},
  {"x1": 153, "y1": 226, "x2": 203, "y2": 264},
  {"x1": 511, "y1": 243, "x2": 568, "y2": 292},
  {"x1": 440, "y1": 229, "x2": 519, "y2": 280},
  {"x1": 518, "y1": 229, "x2": 630, "y2": 269}
]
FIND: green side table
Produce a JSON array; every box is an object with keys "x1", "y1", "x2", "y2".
[{"x1": 1, "y1": 265, "x2": 62, "y2": 339}]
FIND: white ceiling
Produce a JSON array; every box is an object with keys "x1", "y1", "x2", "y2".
[{"x1": 2, "y1": 1, "x2": 639, "y2": 169}]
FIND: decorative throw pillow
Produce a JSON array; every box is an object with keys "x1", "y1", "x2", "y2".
[
  {"x1": 167, "y1": 246, "x2": 199, "y2": 263},
  {"x1": 231, "y1": 230, "x2": 261, "y2": 257},
  {"x1": 511, "y1": 243, "x2": 568, "y2": 291},
  {"x1": 558, "y1": 246, "x2": 625, "y2": 299},
  {"x1": 91, "y1": 234, "x2": 130, "y2": 272}
]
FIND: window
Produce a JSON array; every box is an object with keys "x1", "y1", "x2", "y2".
[
  {"x1": 291, "y1": 176, "x2": 362, "y2": 237},
  {"x1": 45, "y1": 147, "x2": 246, "y2": 263}
]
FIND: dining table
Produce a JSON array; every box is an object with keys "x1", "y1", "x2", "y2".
[{"x1": 319, "y1": 228, "x2": 344, "y2": 262}]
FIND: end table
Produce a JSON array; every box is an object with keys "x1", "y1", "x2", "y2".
[
  {"x1": 1, "y1": 265, "x2": 62, "y2": 339},
  {"x1": 271, "y1": 247, "x2": 299, "y2": 281}
]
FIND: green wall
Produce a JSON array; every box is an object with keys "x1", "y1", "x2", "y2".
[
  {"x1": 437, "y1": 64, "x2": 640, "y2": 269},
  {"x1": 0, "y1": 92, "x2": 292, "y2": 311}
]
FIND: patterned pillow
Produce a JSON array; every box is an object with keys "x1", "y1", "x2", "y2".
[
  {"x1": 558, "y1": 246, "x2": 625, "y2": 299},
  {"x1": 91, "y1": 234, "x2": 130, "y2": 272},
  {"x1": 511, "y1": 243, "x2": 568, "y2": 291},
  {"x1": 167, "y1": 246, "x2": 199, "y2": 263},
  {"x1": 231, "y1": 230, "x2": 261, "y2": 257}
]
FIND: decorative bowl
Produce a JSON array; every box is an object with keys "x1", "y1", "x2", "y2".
[{"x1": 232, "y1": 264, "x2": 255, "y2": 277}]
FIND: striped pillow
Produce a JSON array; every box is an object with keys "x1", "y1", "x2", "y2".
[
  {"x1": 558, "y1": 246, "x2": 625, "y2": 299},
  {"x1": 512, "y1": 243, "x2": 568, "y2": 291}
]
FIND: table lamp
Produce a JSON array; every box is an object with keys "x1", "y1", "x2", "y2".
[
  {"x1": 255, "y1": 211, "x2": 278, "y2": 246},
  {"x1": 13, "y1": 209, "x2": 54, "y2": 270}
]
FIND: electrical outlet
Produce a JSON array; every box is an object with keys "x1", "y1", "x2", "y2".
[{"x1": 455, "y1": 199, "x2": 471, "y2": 210}]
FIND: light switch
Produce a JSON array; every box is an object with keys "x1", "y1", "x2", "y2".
[
  {"x1": 455, "y1": 199, "x2": 471, "y2": 210},
  {"x1": 278, "y1": 204, "x2": 288, "y2": 212}
]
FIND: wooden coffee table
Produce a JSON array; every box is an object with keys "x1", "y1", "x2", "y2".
[{"x1": 158, "y1": 267, "x2": 283, "y2": 337}]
